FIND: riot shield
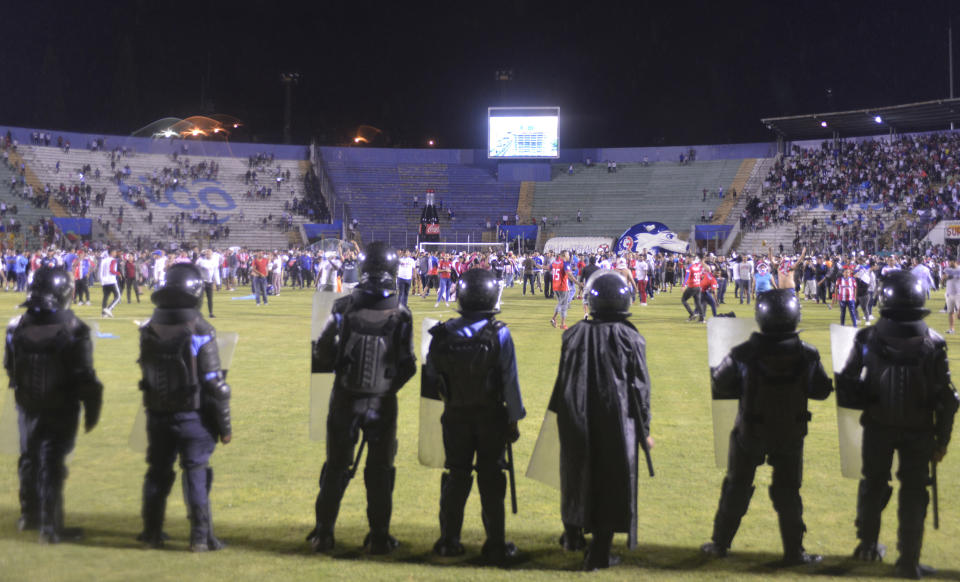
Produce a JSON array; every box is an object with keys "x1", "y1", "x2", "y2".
[
  {"x1": 309, "y1": 291, "x2": 344, "y2": 442},
  {"x1": 418, "y1": 317, "x2": 444, "y2": 468},
  {"x1": 706, "y1": 318, "x2": 757, "y2": 470},
  {"x1": 217, "y1": 332, "x2": 239, "y2": 373},
  {"x1": 830, "y1": 324, "x2": 862, "y2": 479},
  {"x1": 129, "y1": 406, "x2": 147, "y2": 453},
  {"x1": 0, "y1": 389, "x2": 18, "y2": 455},
  {"x1": 525, "y1": 409, "x2": 560, "y2": 489}
]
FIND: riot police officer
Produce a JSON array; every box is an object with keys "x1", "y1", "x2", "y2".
[
  {"x1": 422, "y1": 268, "x2": 525, "y2": 564},
  {"x1": 5, "y1": 266, "x2": 102, "y2": 543},
  {"x1": 550, "y1": 270, "x2": 653, "y2": 570},
  {"x1": 837, "y1": 271, "x2": 958, "y2": 579},
  {"x1": 701, "y1": 289, "x2": 832, "y2": 565},
  {"x1": 138, "y1": 262, "x2": 232, "y2": 552},
  {"x1": 308, "y1": 241, "x2": 416, "y2": 554}
]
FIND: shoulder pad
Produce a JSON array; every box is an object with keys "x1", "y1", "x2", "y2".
[
  {"x1": 139, "y1": 317, "x2": 153, "y2": 329},
  {"x1": 800, "y1": 341, "x2": 822, "y2": 361},
  {"x1": 428, "y1": 320, "x2": 447, "y2": 338},
  {"x1": 395, "y1": 304, "x2": 413, "y2": 321},
  {"x1": 488, "y1": 319, "x2": 507, "y2": 332},
  {"x1": 195, "y1": 317, "x2": 217, "y2": 336},
  {"x1": 729, "y1": 340, "x2": 754, "y2": 361},
  {"x1": 7, "y1": 315, "x2": 22, "y2": 328},
  {"x1": 331, "y1": 295, "x2": 353, "y2": 313},
  {"x1": 926, "y1": 327, "x2": 947, "y2": 348}
]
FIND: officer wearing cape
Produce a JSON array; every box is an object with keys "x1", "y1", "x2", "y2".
[
  {"x1": 836, "y1": 271, "x2": 958, "y2": 579},
  {"x1": 421, "y1": 268, "x2": 525, "y2": 565},
  {"x1": 700, "y1": 289, "x2": 832, "y2": 565},
  {"x1": 548, "y1": 270, "x2": 652, "y2": 571},
  {"x1": 307, "y1": 242, "x2": 417, "y2": 554},
  {"x1": 5, "y1": 266, "x2": 102, "y2": 543},
  {"x1": 137, "y1": 262, "x2": 232, "y2": 552}
]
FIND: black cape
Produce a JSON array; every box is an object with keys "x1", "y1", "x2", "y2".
[{"x1": 548, "y1": 318, "x2": 651, "y2": 547}]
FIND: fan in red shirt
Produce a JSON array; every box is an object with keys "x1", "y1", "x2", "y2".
[
  {"x1": 699, "y1": 265, "x2": 719, "y2": 318},
  {"x1": 550, "y1": 251, "x2": 577, "y2": 329},
  {"x1": 681, "y1": 256, "x2": 705, "y2": 322}
]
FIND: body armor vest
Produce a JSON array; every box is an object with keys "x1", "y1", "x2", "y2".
[
  {"x1": 12, "y1": 318, "x2": 73, "y2": 411},
  {"x1": 337, "y1": 307, "x2": 400, "y2": 395},
  {"x1": 738, "y1": 342, "x2": 811, "y2": 451},
  {"x1": 863, "y1": 329, "x2": 938, "y2": 430},
  {"x1": 429, "y1": 320, "x2": 503, "y2": 407},
  {"x1": 139, "y1": 320, "x2": 201, "y2": 412}
]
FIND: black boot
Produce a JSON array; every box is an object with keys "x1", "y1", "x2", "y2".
[
  {"x1": 38, "y1": 462, "x2": 82, "y2": 544},
  {"x1": 306, "y1": 463, "x2": 351, "y2": 552},
  {"x1": 363, "y1": 466, "x2": 398, "y2": 554},
  {"x1": 478, "y1": 469, "x2": 516, "y2": 566},
  {"x1": 770, "y1": 485, "x2": 820, "y2": 565},
  {"x1": 433, "y1": 471, "x2": 472, "y2": 557},
  {"x1": 559, "y1": 523, "x2": 586, "y2": 551},
  {"x1": 710, "y1": 480, "x2": 754, "y2": 553},
  {"x1": 17, "y1": 454, "x2": 39, "y2": 531},
  {"x1": 189, "y1": 504, "x2": 212, "y2": 552},
  {"x1": 138, "y1": 468, "x2": 174, "y2": 548},
  {"x1": 854, "y1": 480, "x2": 892, "y2": 560},
  {"x1": 583, "y1": 529, "x2": 616, "y2": 571}
]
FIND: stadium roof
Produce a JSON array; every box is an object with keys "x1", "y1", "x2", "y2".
[{"x1": 761, "y1": 98, "x2": 960, "y2": 140}]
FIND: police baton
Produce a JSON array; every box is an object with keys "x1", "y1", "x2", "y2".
[
  {"x1": 931, "y1": 460, "x2": 940, "y2": 530},
  {"x1": 347, "y1": 434, "x2": 367, "y2": 482},
  {"x1": 640, "y1": 435, "x2": 655, "y2": 478},
  {"x1": 506, "y1": 442, "x2": 518, "y2": 514}
]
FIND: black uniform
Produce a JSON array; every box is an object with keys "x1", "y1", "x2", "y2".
[
  {"x1": 706, "y1": 331, "x2": 832, "y2": 561},
  {"x1": 550, "y1": 317, "x2": 651, "y2": 569},
  {"x1": 837, "y1": 317, "x2": 957, "y2": 575},
  {"x1": 422, "y1": 315, "x2": 525, "y2": 561},
  {"x1": 138, "y1": 307, "x2": 232, "y2": 551},
  {"x1": 308, "y1": 289, "x2": 416, "y2": 553},
  {"x1": 5, "y1": 308, "x2": 102, "y2": 542}
]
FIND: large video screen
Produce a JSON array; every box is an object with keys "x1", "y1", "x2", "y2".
[{"x1": 488, "y1": 107, "x2": 559, "y2": 158}]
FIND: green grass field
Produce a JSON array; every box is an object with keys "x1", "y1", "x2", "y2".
[{"x1": 0, "y1": 282, "x2": 958, "y2": 581}]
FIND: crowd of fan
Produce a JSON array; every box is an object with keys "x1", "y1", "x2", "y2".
[{"x1": 738, "y1": 133, "x2": 960, "y2": 255}]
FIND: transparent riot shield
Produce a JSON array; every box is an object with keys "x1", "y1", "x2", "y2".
[
  {"x1": 706, "y1": 318, "x2": 757, "y2": 469},
  {"x1": 830, "y1": 323, "x2": 862, "y2": 479},
  {"x1": 417, "y1": 317, "x2": 444, "y2": 468},
  {"x1": 0, "y1": 389, "x2": 18, "y2": 455},
  {"x1": 309, "y1": 291, "x2": 344, "y2": 442},
  {"x1": 525, "y1": 409, "x2": 560, "y2": 489}
]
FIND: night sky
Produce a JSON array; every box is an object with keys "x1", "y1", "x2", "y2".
[{"x1": 1, "y1": 1, "x2": 957, "y2": 148}]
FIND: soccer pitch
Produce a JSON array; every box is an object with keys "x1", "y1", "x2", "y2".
[{"x1": 0, "y1": 283, "x2": 957, "y2": 581}]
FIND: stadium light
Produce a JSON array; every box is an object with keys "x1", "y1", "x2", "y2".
[
  {"x1": 428, "y1": 139, "x2": 435, "y2": 146},
  {"x1": 820, "y1": 121, "x2": 828, "y2": 128},
  {"x1": 874, "y1": 115, "x2": 883, "y2": 123}
]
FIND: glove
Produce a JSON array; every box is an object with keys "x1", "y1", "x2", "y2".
[
  {"x1": 507, "y1": 421, "x2": 520, "y2": 443},
  {"x1": 84, "y1": 398, "x2": 102, "y2": 433}
]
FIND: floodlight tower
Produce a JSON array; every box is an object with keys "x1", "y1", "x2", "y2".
[{"x1": 281, "y1": 72, "x2": 301, "y2": 144}]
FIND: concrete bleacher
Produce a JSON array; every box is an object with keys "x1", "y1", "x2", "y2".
[
  {"x1": 321, "y1": 158, "x2": 521, "y2": 249},
  {"x1": 529, "y1": 159, "x2": 748, "y2": 243},
  {"x1": 0, "y1": 151, "x2": 58, "y2": 249},
  {"x1": 17, "y1": 145, "x2": 311, "y2": 250}
]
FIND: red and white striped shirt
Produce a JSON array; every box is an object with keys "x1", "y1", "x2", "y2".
[{"x1": 835, "y1": 276, "x2": 857, "y2": 301}]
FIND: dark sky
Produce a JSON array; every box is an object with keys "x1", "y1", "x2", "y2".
[{"x1": 1, "y1": 1, "x2": 957, "y2": 148}]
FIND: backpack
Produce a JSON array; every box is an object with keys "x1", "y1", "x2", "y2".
[{"x1": 139, "y1": 319, "x2": 201, "y2": 412}]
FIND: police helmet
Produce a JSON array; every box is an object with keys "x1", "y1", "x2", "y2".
[
  {"x1": 151, "y1": 263, "x2": 204, "y2": 308},
  {"x1": 359, "y1": 241, "x2": 398, "y2": 293},
  {"x1": 755, "y1": 289, "x2": 801, "y2": 333},
  {"x1": 879, "y1": 270, "x2": 929, "y2": 321},
  {"x1": 456, "y1": 268, "x2": 499, "y2": 316},
  {"x1": 585, "y1": 270, "x2": 633, "y2": 319},
  {"x1": 22, "y1": 266, "x2": 74, "y2": 312}
]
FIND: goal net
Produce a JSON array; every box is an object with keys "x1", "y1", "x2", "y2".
[{"x1": 417, "y1": 241, "x2": 509, "y2": 255}]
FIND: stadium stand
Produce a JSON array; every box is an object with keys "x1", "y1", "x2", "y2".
[
  {"x1": 528, "y1": 159, "x2": 749, "y2": 244},
  {"x1": 318, "y1": 152, "x2": 521, "y2": 248},
  {"x1": 15, "y1": 144, "x2": 310, "y2": 250},
  {"x1": 736, "y1": 133, "x2": 959, "y2": 256}
]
